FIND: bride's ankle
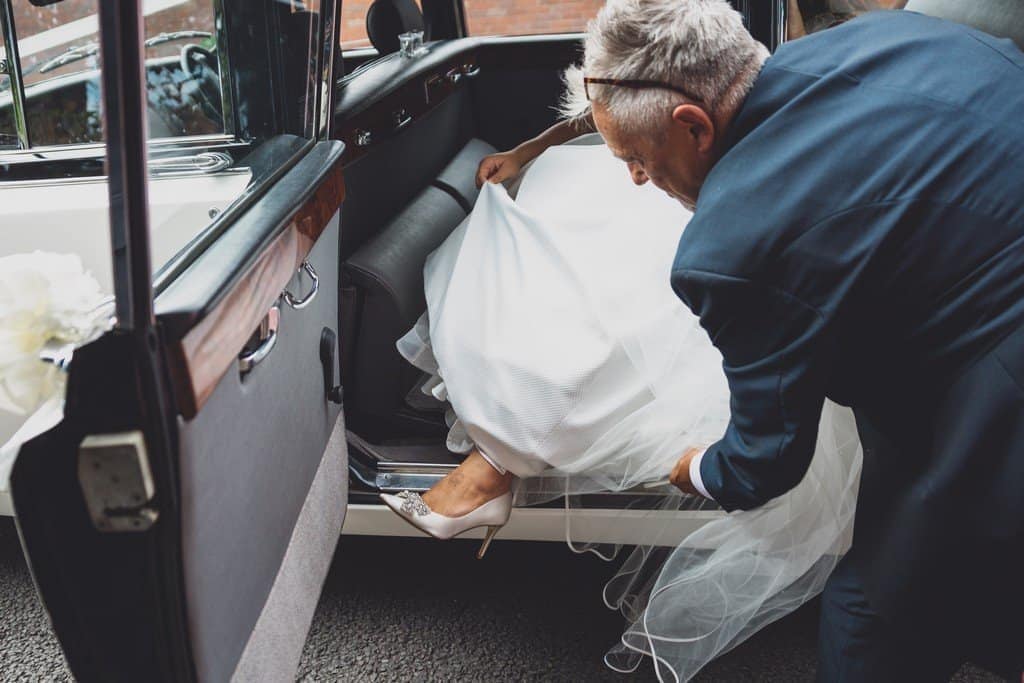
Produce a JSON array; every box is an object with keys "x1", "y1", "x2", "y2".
[{"x1": 463, "y1": 451, "x2": 514, "y2": 495}]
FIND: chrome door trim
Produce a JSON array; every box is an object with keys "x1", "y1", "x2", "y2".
[
  {"x1": 0, "y1": 134, "x2": 239, "y2": 163},
  {"x1": 238, "y1": 306, "x2": 281, "y2": 374},
  {"x1": 282, "y1": 261, "x2": 320, "y2": 309}
]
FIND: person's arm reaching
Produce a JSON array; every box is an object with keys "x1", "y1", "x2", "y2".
[
  {"x1": 475, "y1": 114, "x2": 596, "y2": 188},
  {"x1": 669, "y1": 270, "x2": 838, "y2": 510}
]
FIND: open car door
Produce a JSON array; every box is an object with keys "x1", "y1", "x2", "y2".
[{"x1": 8, "y1": 2, "x2": 347, "y2": 680}]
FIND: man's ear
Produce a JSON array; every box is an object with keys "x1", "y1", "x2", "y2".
[{"x1": 671, "y1": 104, "x2": 716, "y2": 155}]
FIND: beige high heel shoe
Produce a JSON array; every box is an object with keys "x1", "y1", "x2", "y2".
[{"x1": 379, "y1": 490, "x2": 513, "y2": 559}]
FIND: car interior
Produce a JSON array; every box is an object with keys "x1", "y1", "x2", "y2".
[
  {"x1": 332, "y1": 0, "x2": 789, "y2": 506},
  {"x1": 4, "y1": 0, "x2": 1022, "y2": 680},
  {"x1": 332, "y1": 0, "x2": 1024, "y2": 505}
]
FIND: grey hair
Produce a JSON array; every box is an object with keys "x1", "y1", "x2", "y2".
[{"x1": 560, "y1": 0, "x2": 769, "y2": 133}]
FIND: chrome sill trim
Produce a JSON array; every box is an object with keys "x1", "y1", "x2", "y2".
[
  {"x1": 0, "y1": 134, "x2": 237, "y2": 163},
  {"x1": 376, "y1": 461, "x2": 457, "y2": 473},
  {"x1": 0, "y1": 165, "x2": 250, "y2": 188},
  {"x1": 365, "y1": 462, "x2": 708, "y2": 500},
  {"x1": 342, "y1": 503, "x2": 725, "y2": 547}
]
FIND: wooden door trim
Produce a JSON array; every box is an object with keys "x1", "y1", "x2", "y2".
[{"x1": 165, "y1": 158, "x2": 345, "y2": 419}]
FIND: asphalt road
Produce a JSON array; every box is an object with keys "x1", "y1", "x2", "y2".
[{"x1": 0, "y1": 519, "x2": 1004, "y2": 682}]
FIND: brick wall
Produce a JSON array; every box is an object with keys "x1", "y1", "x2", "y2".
[
  {"x1": 340, "y1": 0, "x2": 378, "y2": 49},
  {"x1": 339, "y1": 0, "x2": 602, "y2": 49},
  {"x1": 462, "y1": 0, "x2": 603, "y2": 38}
]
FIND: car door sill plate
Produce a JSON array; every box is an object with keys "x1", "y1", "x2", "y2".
[{"x1": 342, "y1": 503, "x2": 726, "y2": 548}]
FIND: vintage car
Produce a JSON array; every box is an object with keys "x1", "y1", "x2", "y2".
[{"x1": 0, "y1": 0, "x2": 1016, "y2": 680}]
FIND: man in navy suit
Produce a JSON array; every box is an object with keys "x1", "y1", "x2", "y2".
[{"x1": 573, "y1": 0, "x2": 1024, "y2": 679}]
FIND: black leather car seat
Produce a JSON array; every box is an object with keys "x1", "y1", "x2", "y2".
[
  {"x1": 366, "y1": 0, "x2": 426, "y2": 55},
  {"x1": 906, "y1": 0, "x2": 1024, "y2": 49},
  {"x1": 342, "y1": 138, "x2": 497, "y2": 439}
]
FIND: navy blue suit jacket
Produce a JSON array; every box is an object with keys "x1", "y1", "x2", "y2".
[{"x1": 671, "y1": 10, "x2": 1024, "y2": 652}]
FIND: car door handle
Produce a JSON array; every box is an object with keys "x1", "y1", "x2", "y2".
[
  {"x1": 149, "y1": 151, "x2": 233, "y2": 175},
  {"x1": 283, "y1": 261, "x2": 319, "y2": 309},
  {"x1": 238, "y1": 305, "x2": 280, "y2": 374}
]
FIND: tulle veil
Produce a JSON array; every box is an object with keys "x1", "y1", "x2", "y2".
[{"x1": 399, "y1": 140, "x2": 862, "y2": 682}]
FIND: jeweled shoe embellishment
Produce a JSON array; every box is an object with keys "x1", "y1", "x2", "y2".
[{"x1": 397, "y1": 490, "x2": 431, "y2": 516}]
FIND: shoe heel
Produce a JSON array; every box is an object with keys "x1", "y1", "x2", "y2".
[{"x1": 476, "y1": 525, "x2": 502, "y2": 560}]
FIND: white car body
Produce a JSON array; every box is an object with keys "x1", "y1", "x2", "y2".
[{"x1": 0, "y1": 170, "x2": 251, "y2": 515}]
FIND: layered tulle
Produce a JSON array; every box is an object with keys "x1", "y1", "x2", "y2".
[{"x1": 398, "y1": 143, "x2": 861, "y2": 681}]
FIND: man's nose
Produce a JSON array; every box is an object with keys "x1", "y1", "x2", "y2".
[{"x1": 628, "y1": 163, "x2": 648, "y2": 186}]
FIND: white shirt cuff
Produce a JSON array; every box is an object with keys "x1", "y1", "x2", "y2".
[{"x1": 688, "y1": 448, "x2": 714, "y2": 500}]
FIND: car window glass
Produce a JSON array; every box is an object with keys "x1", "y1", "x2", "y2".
[
  {"x1": 3, "y1": 0, "x2": 223, "y2": 148},
  {"x1": 463, "y1": 0, "x2": 603, "y2": 36}
]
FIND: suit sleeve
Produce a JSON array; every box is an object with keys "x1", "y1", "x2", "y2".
[{"x1": 671, "y1": 269, "x2": 836, "y2": 511}]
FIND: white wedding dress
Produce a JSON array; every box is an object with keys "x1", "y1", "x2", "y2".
[{"x1": 398, "y1": 142, "x2": 863, "y2": 682}]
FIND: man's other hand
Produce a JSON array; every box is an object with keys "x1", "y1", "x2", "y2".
[
  {"x1": 475, "y1": 151, "x2": 523, "y2": 188},
  {"x1": 670, "y1": 447, "x2": 704, "y2": 496}
]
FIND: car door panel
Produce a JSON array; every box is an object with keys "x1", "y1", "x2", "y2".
[
  {"x1": 158, "y1": 140, "x2": 346, "y2": 415},
  {"x1": 7, "y1": 1, "x2": 349, "y2": 680},
  {"x1": 176, "y1": 209, "x2": 343, "y2": 682},
  {"x1": 230, "y1": 412, "x2": 348, "y2": 682},
  {"x1": 11, "y1": 142, "x2": 348, "y2": 682},
  {"x1": 11, "y1": 329, "x2": 193, "y2": 680}
]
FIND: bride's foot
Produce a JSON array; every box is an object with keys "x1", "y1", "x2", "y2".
[
  {"x1": 380, "y1": 450, "x2": 514, "y2": 556},
  {"x1": 420, "y1": 449, "x2": 514, "y2": 517}
]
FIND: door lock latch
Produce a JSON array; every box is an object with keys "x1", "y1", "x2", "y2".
[{"x1": 78, "y1": 431, "x2": 158, "y2": 532}]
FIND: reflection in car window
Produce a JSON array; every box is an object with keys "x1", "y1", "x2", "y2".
[
  {"x1": 1, "y1": 0, "x2": 330, "y2": 300},
  {"x1": 0, "y1": 0, "x2": 223, "y2": 148},
  {"x1": 147, "y1": 0, "x2": 328, "y2": 290}
]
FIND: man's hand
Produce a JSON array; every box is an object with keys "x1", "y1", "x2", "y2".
[
  {"x1": 669, "y1": 447, "x2": 704, "y2": 496},
  {"x1": 475, "y1": 150, "x2": 523, "y2": 188}
]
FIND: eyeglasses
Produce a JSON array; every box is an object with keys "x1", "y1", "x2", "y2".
[{"x1": 583, "y1": 76, "x2": 703, "y2": 104}]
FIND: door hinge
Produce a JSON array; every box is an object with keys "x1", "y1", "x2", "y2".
[{"x1": 78, "y1": 431, "x2": 159, "y2": 532}]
